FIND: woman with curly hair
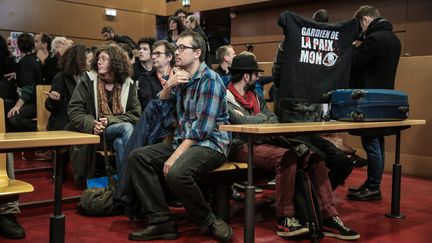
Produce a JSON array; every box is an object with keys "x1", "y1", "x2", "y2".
[
  {"x1": 67, "y1": 44, "x2": 141, "y2": 187},
  {"x1": 45, "y1": 44, "x2": 89, "y2": 131},
  {"x1": 166, "y1": 16, "x2": 185, "y2": 44}
]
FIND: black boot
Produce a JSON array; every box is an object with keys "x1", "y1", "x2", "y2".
[
  {"x1": 128, "y1": 220, "x2": 178, "y2": 241},
  {"x1": 0, "y1": 214, "x2": 25, "y2": 239}
]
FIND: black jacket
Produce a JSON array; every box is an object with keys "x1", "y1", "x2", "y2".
[
  {"x1": 351, "y1": 18, "x2": 401, "y2": 89},
  {"x1": 136, "y1": 69, "x2": 163, "y2": 111},
  {"x1": 45, "y1": 71, "x2": 78, "y2": 130}
]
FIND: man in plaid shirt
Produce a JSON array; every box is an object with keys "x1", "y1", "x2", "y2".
[{"x1": 127, "y1": 30, "x2": 233, "y2": 242}]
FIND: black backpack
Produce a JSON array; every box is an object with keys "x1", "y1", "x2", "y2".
[{"x1": 294, "y1": 169, "x2": 324, "y2": 243}]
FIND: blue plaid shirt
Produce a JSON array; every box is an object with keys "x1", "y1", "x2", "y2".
[{"x1": 168, "y1": 62, "x2": 231, "y2": 157}]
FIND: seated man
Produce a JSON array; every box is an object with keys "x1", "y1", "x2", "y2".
[
  {"x1": 126, "y1": 31, "x2": 233, "y2": 242},
  {"x1": 226, "y1": 54, "x2": 360, "y2": 240}
]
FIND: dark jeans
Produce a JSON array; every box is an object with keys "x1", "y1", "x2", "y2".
[
  {"x1": 296, "y1": 134, "x2": 353, "y2": 190},
  {"x1": 7, "y1": 102, "x2": 36, "y2": 132},
  {"x1": 361, "y1": 136, "x2": 385, "y2": 190},
  {"x1": 128, "y1": 142, "x2": 226, "y2": 226}
]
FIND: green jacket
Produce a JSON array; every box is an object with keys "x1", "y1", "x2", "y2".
[{"x1": 67, "y1": 71, "x2": 141, "y2": 186}]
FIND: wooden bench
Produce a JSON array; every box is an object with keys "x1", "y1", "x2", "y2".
[{"x1": 0, "y1": 98, "x2": 34, "y2": 196}]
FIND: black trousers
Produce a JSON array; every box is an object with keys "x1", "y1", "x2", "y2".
[{"x1": 128, "y1": 142, "x2": 225, "y2": 226}]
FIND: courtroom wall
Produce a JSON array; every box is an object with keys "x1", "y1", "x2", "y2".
[{"x1": 0, "y1": 0, "x2": 157, "y2": 47}]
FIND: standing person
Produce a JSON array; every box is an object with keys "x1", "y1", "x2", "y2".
[
  {"x1": 34, "y1": 33, "x2": 58, "y2": 84},
  {"x1": 67, "y1": 45, "x2": 140, "y2": 187},
  {"x1": 166, "y1": 16, "x2": 185, "y2": 45},
  {"x1": 132, "y1": 37, "x2": 155, "y2": 81},
  {"x1": 0, "y1": 35, "x2": 17, "y2": 103},
  {"x1": 7, "y1": 33, "x2": 41, "y2": 132},
  {"x1": 184, "y1": 15, "x2": 211, "y2": 64},
  {"x1": 214, "y1": 45, "x2": 236, "y2": 87},
  {"x1": 45, "y1": 44, "x2": 89, "y2": 131},
  {"x1": 347, "y1": 5, "x2": 401, "y2": 201},
  {"x1": 136, "y1": 40, "x2": 175, "y2": 110},
  {"x1": 174, "y1": 8, "x2": 188, "y2": 25},
  {"x1": 101, "y1": 26, "x2": 138, "y2": 49},
  {"x1": 226, "y1": 54, "x2": 360, "y2": 240},
  {"x1": 127, "y1": 31, "x2": 233, "y2": 242},
  {"x1": 272, "y1": 10, "x2": 354, "y2": 190}
]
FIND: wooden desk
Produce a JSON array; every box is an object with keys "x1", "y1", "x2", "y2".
[
  {"x1": 0, "y1": 131, "x2": 99, "y2": 243},
  {"x1": 220, "y1": 119, "x2": 426, "y2": 243}
]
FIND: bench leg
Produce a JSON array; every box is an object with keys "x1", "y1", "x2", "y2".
[{"x1": 212, "y1": 184, "x2": 230, "y2": 223}]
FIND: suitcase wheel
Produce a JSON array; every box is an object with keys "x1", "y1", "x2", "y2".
[
  {"x1": 351, "y1": 111, "x2": 365, "y2": 121},
  {"x1": 351, "y1": 90, "x2": 365, "y2": 100}
]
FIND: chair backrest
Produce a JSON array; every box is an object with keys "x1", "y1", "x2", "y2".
[
  {"x1": 36, "y1": 85, "x2": 52, "y2": 131},
  {"x1": 0, "y1": 98, "x2": 8, "y2": 187}
]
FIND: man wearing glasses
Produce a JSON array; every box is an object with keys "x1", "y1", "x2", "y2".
[
  {"x1": 127, "y1": 31, "x2": 233, "y2": 242},
  {"x1": 135, "y1": 40, "x2": 176, "y2": 110}
]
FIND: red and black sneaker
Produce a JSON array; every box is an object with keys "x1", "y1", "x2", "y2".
[{"x1": 276, "y1": 217, "x2": 309, "y2": 237}]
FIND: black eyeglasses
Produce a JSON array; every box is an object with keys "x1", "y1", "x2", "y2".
[
  {"x1": 151, "y1": 51, "x2": 166, "y2": 57},
  {"x1": 176, "y1": 44, "x2": 196, "y2": 53}
]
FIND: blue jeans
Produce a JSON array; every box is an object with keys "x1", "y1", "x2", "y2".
[
  {"x1": 361, "y1": 136, "x2": 385, "y2": 190},
  {"x1": 105, "y1": 122, "x2": 134, "y2": 170}
]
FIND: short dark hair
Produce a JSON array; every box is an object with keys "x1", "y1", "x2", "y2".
[
  {"x1": 101, "y1": 26, "x2": 114, "y2": 34},
  {"x1": 178, "y1": 30, "x2": 206, "y2": 62},
  {"x1": 152, "y1": 40, "x2": 176, "y2": 66},
  {"x1": 39, "y1": 33, "x2": 53, "y2": 50},
  {"x1": 137, "y1": 37, "x2": 156, "y2": 52},
  {"x1": 17, "y1": 33, "x2": 35, "y2": 53},
  {"x1": 174, "y1": 8, "x2": 188, "y2": 16},
  {"x1": 354, "y1": 5, "x2": 380, "y2": 20},
  {"x1": 215, "y1": 45, "x2": 233, "y2": 64},
  {"x1": 313, "y1": 9, "x2": 329, "y2": 23},
  {"x1": 230, "y1": 72, "x2": 244, "y2": 83}
]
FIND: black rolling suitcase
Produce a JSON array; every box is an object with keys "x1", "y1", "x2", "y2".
[{"x1": 328, "y1": 89, "x2": 409, "y2": 121}]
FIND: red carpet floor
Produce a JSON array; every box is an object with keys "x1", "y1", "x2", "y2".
[{"x1": 3, "y1": 167, "x2": 432, "y2": 242}]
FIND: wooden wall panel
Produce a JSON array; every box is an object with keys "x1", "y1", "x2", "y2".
[
  {"x1": 343, "y1": 56, "x2": 432, "y2": 177},
  {"x1": 405, "y1": 0, "x2": 432, "y2": 56},
  {"x1": 0, "y1": 0, "x2": 155, "y2": 47},
  {"x1": 166, "y1": 0, "x2": 273, "y2": 14},
  {"x1": 57, "y1": 0, "x2": 165, "y2": 15}
]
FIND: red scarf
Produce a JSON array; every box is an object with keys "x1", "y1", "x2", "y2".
[{"x1": 228, "y1": 82, "x2": 260, "y2": 115}]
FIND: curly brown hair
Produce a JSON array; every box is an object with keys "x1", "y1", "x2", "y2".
[
  {"x1": 59, "y1": 44, "x2": 87, "y2": 76},
  {"x1": 91, "y1": 44, "x2": 132, "y2": 83}
]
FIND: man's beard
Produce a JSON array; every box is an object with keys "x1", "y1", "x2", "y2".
[{"x1": 244, "y1": 81, "x2": 256, "y2": 92}]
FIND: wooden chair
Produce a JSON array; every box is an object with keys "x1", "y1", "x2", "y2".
[
  {"x1": 0, "y1": 98, "x2": 34, "y2": 195},
  {"x1": 36, "y1": 85, "x2": 52, "y2": 131}
]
